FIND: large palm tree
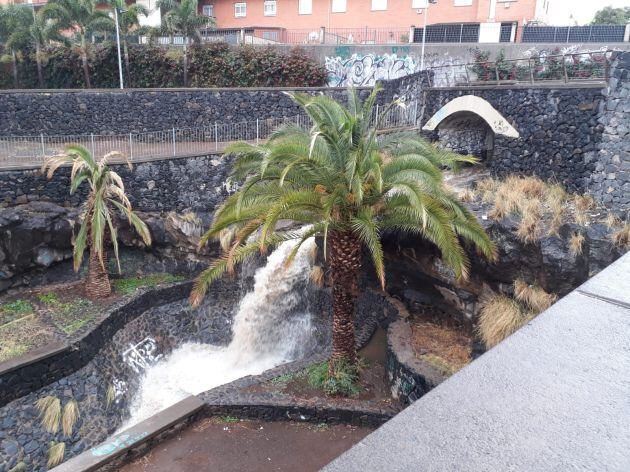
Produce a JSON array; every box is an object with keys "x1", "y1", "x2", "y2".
[
  {"x1": 48, "y1": 0, "x2": 114, "y2": 88},
  {"x1": 0, "y1": 4, "x2": 32, "y2": 88},
  {"x1": 108, "y1": 0, "x2": 148, "y2": 85},
  {"x1": 43, "y1": 145, "x2": 151, "y2": 298},
  {"x1": 4, "y1": 5, "x2": 68, "y2": 88},
  {"x1": 157, "y1": 0, "x2": 213, "y2": 86},
  {"x1": 190, "y1": 87, "x2": 496, "y2": 373}
]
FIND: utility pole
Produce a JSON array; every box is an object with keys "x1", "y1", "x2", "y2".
[
  {"x1": 420, "y1": 0, "x2": 438, "y2": 71},
  {"x1": 114, "y1": 6, "x2": 124, "y2": 89}
]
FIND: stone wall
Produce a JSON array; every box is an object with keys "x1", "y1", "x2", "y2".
[
  {"x1": 421, "y1": 84, "x2": 606, "y2": 192},
  {"x1": 0, "y1": 154, "x2": 233, "y2": 211},
  {"x1": 584, "y1": 52, "x2": 630, "y2": 210},
  {"x1": 0, "y1": 87, "x2": 369, "y2": 136}
]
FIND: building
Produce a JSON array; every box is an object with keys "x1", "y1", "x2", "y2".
[{"x1": 198, "y1": 0, "x2": 553, "y2": 43}]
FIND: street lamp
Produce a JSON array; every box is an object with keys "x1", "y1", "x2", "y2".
[
  {"x1": 420, "y1": 0, "x2": 437, "y2": 71},
  {"x1": 113, "y1": 6, "x2": 124, "y2": 89}
]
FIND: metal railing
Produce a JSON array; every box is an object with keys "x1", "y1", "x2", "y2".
[
  {"x1": 427, "y1": 50, "x2": 612, "y2": 88},
  {"x1": 0, "y1": 101, "x2": 418, "y2": 169},
  {"x1": 522, "y1": 25, "x2": 627, "y2": 43}
]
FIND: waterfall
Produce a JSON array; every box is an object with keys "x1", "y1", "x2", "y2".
[{"x1": 119, "y1": 235, "x2": 316, "y2": 430}]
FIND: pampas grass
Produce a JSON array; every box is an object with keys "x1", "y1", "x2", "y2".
[
  {"x1": 476, "y1": 296, "x2": 534, "y2": 348},
  {"x1": 47, "y1": 442, "x2": 65, "y2": 468},
  {"x1": 62, "y1": 400, "x2": 80, "y2": 436},
  {"x1": 36, "y1": 396, "x2": 61, "y2": 434},
  {"x1": 569, "y1": 232, "x2": 585, "y2": 256},
  {"x1": 513, "y1": 279, "x2": 557, "y2": 312},
  {"x1": 105, "y1": 384, "x2": 116, "y2": 409},
  {"x1": 612, "y1": 223, "x2": 630, "y2": 251}
]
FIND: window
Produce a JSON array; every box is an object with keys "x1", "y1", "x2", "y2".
[
  {"x1": 412, "y1": 0, "x2": 427, "y2": 7},
  {"x1": 453, "y1": 0, "x2": 472, "y2": 6},
  {"x1": 263, "y1": 0, "x2": 276, "y2": 16},
  {"x1": 202, "y1": 4, "x2": 213, "y2": 17},
  {"x1": 371, "y1": 0, "x2": 387, "y2": 10},
  {"x1": 298, "y1": 0, "x2": 312, "y2": 14},
  {"x1": 331, "y1": 0, "x2": 346, "y2": 13},
  {"x1": 234, "y1": 2, "x2": 246, "y2": 17}
]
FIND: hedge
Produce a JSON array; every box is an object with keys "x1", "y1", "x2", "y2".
[{"x1": 0, "y1": 43, "x2": 328, "y2": 89}]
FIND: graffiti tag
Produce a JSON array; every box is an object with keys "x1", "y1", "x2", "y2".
[
  {"x1": 122, "y1": 337, "x2": 162, "y2": 374},
  {"x1": 91, "y1": 432, "x2": 149, "y2": 457}
]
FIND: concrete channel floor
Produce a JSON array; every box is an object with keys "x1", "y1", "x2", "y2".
[
  {"x1": 324, "y1": 253, "x2": 630, "y2": 472},
  {"x1": 119, "y1": 419, "x2": 373, "y2": 472}
]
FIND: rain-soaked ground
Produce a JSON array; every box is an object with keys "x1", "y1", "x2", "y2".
[{"x1": 120, "y1": 418, "x2": 373, "y2": 472}]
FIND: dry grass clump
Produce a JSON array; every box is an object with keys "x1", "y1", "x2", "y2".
[
  {"x1": 569, "y1": 232, "x2": 585, "y2": 256},
  {"x1": 36, "y1": 396, "x2": 61, "y2": 434},
  {"x1": 477, "y1": 280, "x2": 557, "y2": 348},
  {"x1": 476, "y1": 296, "x2": 534, "y2": 349},
  {"x1": 458, "y1": 188, "x2": 477, "y2": 203},
  {"x1": 612, "y1": 223, "x2": 630, "y2": 251},
  {"x1": 604, "y1": 212, "x2": 621, "y2": 229},
  {"x1": 62, "y1": 400, "x2": 80, "y2": 436},
  {"x1": 515, "y1": 199, "x2": 543, "y2": 243},
  {"x1": 47, "y1": 442, "x2": 66, "y2": 468},
  {"x1": 513, "y1": 279, "x2": 557, "y2": 312}
]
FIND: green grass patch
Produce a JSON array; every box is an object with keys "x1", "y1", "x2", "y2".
[
  {"x1": 49, "y1": 298, "x2": 95, "y2": 335},
  {"x1": 217, "y1": 416, "x2": 239, "y2": 423},
  {"x1": 0, "y1": 299, "x2": 34, "y2": 325},
  {"x1": 112, "y1": 274, "x2": 185, "y2": 295},
  {"x1": 37, "y1": 293, "x2": 60, "y2": 305},
  {"x1": 306, "y1": 359, "x2": 362, "y2": 397}
]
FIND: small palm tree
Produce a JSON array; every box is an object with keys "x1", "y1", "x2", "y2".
[
  {"x1": 108, "y1": 0, "x2": 148, "y2": 85},
  {"x1": 5, "y1": 5, "x2": 68, "y2": 88},
  {"x1": 0, "y1": 4, "x2": 32, "y2": 88},
  {"x1": 48, "y1": 0, "x2": 114, "y2": 88},
  {"x1": 157, "y1": 0, "x2": 213, "y2": 86},
  {"x1": 43, "y1": 145, "x2": 151, "y2": 298},
  {"x1": 190, "y1": 87, "x2": 496, "y2": 374}
]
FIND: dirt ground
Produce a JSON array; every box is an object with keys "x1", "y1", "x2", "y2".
[{"x1": 119, "y1": 419, "x2": 373, "y2": 472}]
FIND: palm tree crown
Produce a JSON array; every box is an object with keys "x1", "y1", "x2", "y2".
[
  {"x1": 43, "y1": 145, "x2": 151, "y2": 298},
  {"x1": 191, "y1": 87, "x2": 495, "y2": 368}
]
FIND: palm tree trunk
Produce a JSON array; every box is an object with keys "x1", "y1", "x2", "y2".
[
  {"x1": 328, "y1": 230, "x2": 362, "y2": 370},
  {"x1": 35, "y1": 43, "x2": 44, "y2": 88},
  {"x1": 85, "y1": 247, "x2": 111, "y2": 298},
  {"x1": 11, "y1": 50, "x2": 19, "y2": 88},
  {"x1": 81, "y1": 35, "x2": 91, "y2": 88},
  {"x1": 182, "y1": 41, "x2": 188, "y2": 87}
]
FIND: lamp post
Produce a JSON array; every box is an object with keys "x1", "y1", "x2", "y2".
[
  {"x1": 114, "y1": 6, "x2": 124, "y2": 89},
  {"x1": 420, "y1": 0, "x2": 437, "y2": 71}
]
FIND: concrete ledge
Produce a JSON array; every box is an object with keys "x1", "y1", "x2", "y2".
[
  {"x1": 50, "y1": 396, "x2": 205, "y2": 472},
  {"x1": 324, "y1": 252, "x2": 630, "y2": 472}
]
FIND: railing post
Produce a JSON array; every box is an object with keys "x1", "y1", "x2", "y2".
[
  {"x1": 239, "y1": 28, "x2": 245, "y2": 45},
  {"x1": 319, "y1": 26, "x2": 326, "y2": 44},
  {"x1": 465, "y1": 64, "x2": 471, "y2": 86},
  {"x1": 375, "y1": 104, "x2": 379, "y2": 127},
  {"x1": 129, "y1": 132, "x2": 133, "y2": 160},
  {"x1": 215, "y1": 122, "x2": 218, "y2": 151},
  {"x1": 409, "y1": 26, "x2": 415, "y2": 44},
  {"x1": 172, "y1": 127, "x2": 176, "y2": 156},
  {"x1": 495, "y1": 65, "x2": 500, "y2": 85},
  {"x1": 40, "y1": 132, "x2": 45, "y2": 158},
  {"x1": 256, "y1": 119, "x2": 259, "y2": 145},
  {"x1": 562, "y1": 54, "x2": 569, "y2": 83},
  {"x1": 90, "y1": 133, "x2": 95, "y2": 157},
  {"x1": 528, "y1": 58, "x2": 534, "y2": 84}
]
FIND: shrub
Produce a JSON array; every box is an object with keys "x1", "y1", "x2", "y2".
[
  {"x1": 307, "y1": 360, "x2": 361, "y2": 397},
  {"x1": 476, "y1": 295, "x2": 534, "y2": 348}
]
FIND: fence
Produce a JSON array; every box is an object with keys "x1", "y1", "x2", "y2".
[
  {"x1": 427, "y1": 50, "x2": 611, "y2": 88},
  {"x1": 521, "y1": 25, "x2": 627, "y2": 43},
  {"x1": 0, "y1": 101, "x2": 418, "y2": 169}
]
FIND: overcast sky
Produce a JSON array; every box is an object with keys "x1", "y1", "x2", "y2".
[{"x1": 547, "y1": 0, "x2": 630, "y2": 25}]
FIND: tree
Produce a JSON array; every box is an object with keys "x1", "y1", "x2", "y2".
[
  {"x1": 157, "y1": 0, "x2": 213, "y2": 86},
  {"x1": 190, "y1": 88, "x2": 496, "y2": 377},
  {"x1": 108, "y1": 0, "x2": 148, "y2": 86},
  {"x1": 4, "y1": 5, "x2": 68, "y2": 88},
  {"x1": 43, "y1": 145, "x2": 151, "y2": 298},
  {"x1": 48, "y1": 0, "x2": 114, "y2": 88},
  {"x1": 591, "y1": 6, "x2": 630, "y2": 25},
  {"x1": 0, "y1": 4, "x2": 32, "y2": 88}
]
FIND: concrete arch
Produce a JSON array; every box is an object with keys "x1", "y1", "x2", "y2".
[{"x1": 423, "y1": 95, "x2": 519, "y2": 138}]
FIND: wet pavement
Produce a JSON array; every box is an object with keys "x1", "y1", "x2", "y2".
[{"x1": 120, "y1": 418, "x2": 374, "y2": 472}]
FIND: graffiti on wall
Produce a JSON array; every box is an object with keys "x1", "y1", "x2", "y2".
[
  {"x1": 325, "y1": 53, "x2": 418, "y2": 87},
  {"x1": 122, "y1": 337, "x2": 162, "y2": 374}
]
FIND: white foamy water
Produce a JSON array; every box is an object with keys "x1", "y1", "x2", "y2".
[{"x1": 119, "y1": 235, "x2": 316, "y2": 430}]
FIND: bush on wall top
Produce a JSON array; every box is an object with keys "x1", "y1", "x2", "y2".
[{"x1": 0, "y1": 43, "x2": 327, "y2": 89}]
